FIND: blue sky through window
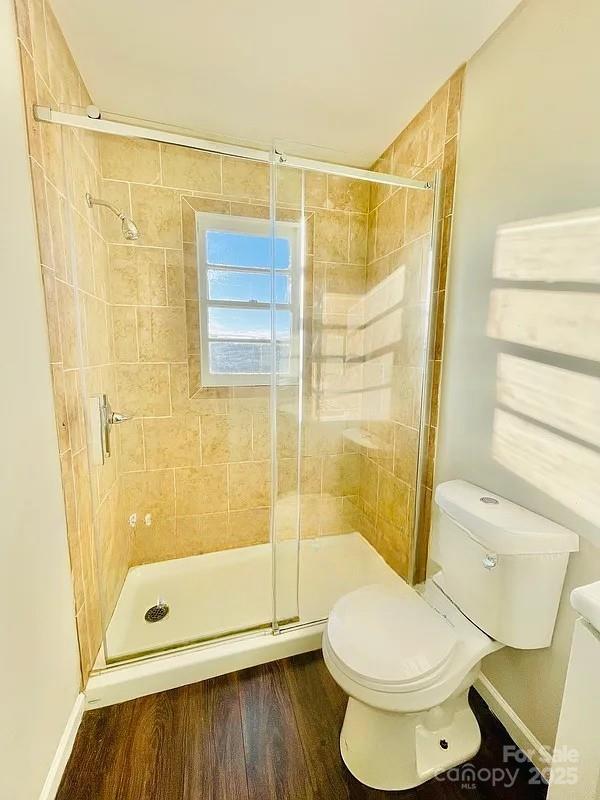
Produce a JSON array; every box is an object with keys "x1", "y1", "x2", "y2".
[
  {"x1": 206, "y1": 230, "x2": 290, "y2": 269},
  {"x1": 207, "y1": 270, "x2": 290, "y2": 304},
  {"x1": 201, "y1": 224, "x2": 295, "y2": 379}
]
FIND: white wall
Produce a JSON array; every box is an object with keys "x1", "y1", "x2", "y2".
[
  {"x1": 0, "y1": 1, "x2": 81, "y2": 797},
  {"x1": 436, "y1": 0, "x2": 600, "y2": 748}
]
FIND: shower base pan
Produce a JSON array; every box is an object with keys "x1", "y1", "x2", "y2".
[{"x1": 86, "y1": 532, "x2": 398, "y2": 708}]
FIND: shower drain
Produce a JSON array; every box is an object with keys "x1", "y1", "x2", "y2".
[{"x1": 145, "y1": 601, "x2": 169, "y2": 623}]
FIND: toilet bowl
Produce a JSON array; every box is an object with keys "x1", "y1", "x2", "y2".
[
  {"x1": 323, "y1": 577, "x2": 501, "y2": 790},
  {"x1": 323, "y1": 479, "x2": 579, "y2": 791}
]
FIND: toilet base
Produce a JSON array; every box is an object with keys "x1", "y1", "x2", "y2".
[{"x1": 339, "y1": 690, "x2": 481, "y2": 791}]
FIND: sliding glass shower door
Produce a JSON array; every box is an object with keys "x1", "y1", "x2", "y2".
[
  {"x1": 271, "y1": 160, "x2": 439, "y2": 631},
  {"x1": 57, "y1": 107, "x2": 438, "y2": 668}
]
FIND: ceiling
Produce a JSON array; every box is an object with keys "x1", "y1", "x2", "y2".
[{"x1": 52, "y1": 0, "x2": 521, "y2": 167}]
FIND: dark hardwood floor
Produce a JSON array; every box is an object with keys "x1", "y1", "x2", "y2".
[{"x1": 57, "y1": 652, "x2": 548, "y2": 799}]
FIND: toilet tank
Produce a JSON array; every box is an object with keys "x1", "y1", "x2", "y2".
[{"x1": 432, "y1": 480, "x2": 579, "y2": 649}]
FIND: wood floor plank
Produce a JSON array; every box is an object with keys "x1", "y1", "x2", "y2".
[
  {"x1": 147, "y1": 688, "x2": 188, "y2": 800},
  {"x1": 182, "y1": 672, "x2": 249, "y2": 800},
  {"x1": 56, "y1": 676, "x2": 248, "y2": 800},
  {"x1": 98, "y1": 690, "x2": 171, "y2": 800},
  {"x1": 281, "y1": 651, "x2": 353, "y2": 800},
  {"x1": 55, "y1": 701, "x2": 130, "y2": 800},
  {"x1": 238, "y1": 659, "x2": 315, "y2": 800},
  {"x1": 56, "y1": 693, "x2": 150, "y2": 800}
]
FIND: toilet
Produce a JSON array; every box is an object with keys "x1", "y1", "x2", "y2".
[{"x1": 323, "y1": 479, "x2": 579, "y2": 791}]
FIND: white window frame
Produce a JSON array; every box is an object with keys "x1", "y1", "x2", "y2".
[{"x1": 196, "y1": 212, "x2": 301, "y2": 388}]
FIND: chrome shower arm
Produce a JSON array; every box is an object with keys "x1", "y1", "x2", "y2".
[
  {"x1": 85, "y1": 192, "x2": 139, "y2": 240},
  {"x1": 85, "y1": 192, "x2": 125, "y2": 220}
]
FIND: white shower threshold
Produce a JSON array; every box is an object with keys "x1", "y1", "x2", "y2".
[{"x1": 86, "y1": 532, "x2": 399, "y2": 708}]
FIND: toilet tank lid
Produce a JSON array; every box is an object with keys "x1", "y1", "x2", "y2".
[{"x1": 435, "y1": 480, "x2": 579, "y2": 555}]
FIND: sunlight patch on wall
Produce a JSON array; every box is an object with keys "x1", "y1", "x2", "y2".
[
  {"x1": 316, "y1": 264, "x2": 408, "y2": 422},
  {"x1": 346, "y1": 267, "x2": 407, "y2": 361},
  {"x1": 493, "y1": 409, "x2": 600, "y2": 528},
  {"x1": 497, "y1": 354, "x2": 600, "y2": 447},
  {"x1": 488, "y1": 207, "x2": 600, "y2": 538},
  {"x1": 493, "y1": 207, "x2": 600, "y2": 283},
  {"x1": 488, "y1": 288, "x2": 600, "y2": 361}
]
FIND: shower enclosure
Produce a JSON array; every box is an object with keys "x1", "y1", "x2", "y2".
[{"x1": 42, "y1": 104, "x2": 440, "y2": 671}]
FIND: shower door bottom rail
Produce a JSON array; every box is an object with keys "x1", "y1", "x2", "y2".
[{"x1": 85, "y1": 618, "x2": 323, "y2": 709}]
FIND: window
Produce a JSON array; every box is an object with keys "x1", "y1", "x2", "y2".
[{"x1": 196, "y1": 213, "x2": 300, "y2": 387}]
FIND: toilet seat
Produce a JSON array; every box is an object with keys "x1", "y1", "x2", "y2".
[{"x1": 326, "y1": 582, "x2": 458, "y2": 693}]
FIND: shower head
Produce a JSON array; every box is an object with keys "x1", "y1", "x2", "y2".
[
  {"x1": 85, "y1": 192, "x2": 139, "y2": 241},
  {"x1": 120, "y1": 215, "x2": 139, "y2": 241}
]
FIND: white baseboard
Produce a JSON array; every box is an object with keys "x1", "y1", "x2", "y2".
[
  {"x1": 38, "y1": 693, "x2": 85, "y2": 800},
  {"x1": 475, "y1": 674, "x2": 552, "y2": 775}
]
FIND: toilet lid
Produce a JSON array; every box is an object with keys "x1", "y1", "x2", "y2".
[{"x1": 327, "y1": 582, "x2": 458, "y2": 689}]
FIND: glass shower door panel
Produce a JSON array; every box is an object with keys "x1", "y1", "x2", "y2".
[
  {"x1": 274, "y1": 165, "x2": 437, "y2": 630},
  {"x1": 61, "y1": 129, "x2": 290, "y2": 663},
  {"x1": 287, "y1": 166, "x2": 381, "y2": 627},
  {"x1": 270, "y1": 163, "x2": 305, "y2": 629}
]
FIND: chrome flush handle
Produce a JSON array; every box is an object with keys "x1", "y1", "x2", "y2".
[{"x1": 483, "y1": 553, "x2": 498, "y2": 570}]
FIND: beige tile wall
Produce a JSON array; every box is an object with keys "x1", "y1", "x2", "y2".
[
  {"x1": 99, "y1": 140, "x2": 370, "y2": 564},
  {"x1": 352, "y1": 67, "x2": 465, "y2": 580},
  {"x1": 13, "y1": 0, "x2": 128, "y2": 682}
]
